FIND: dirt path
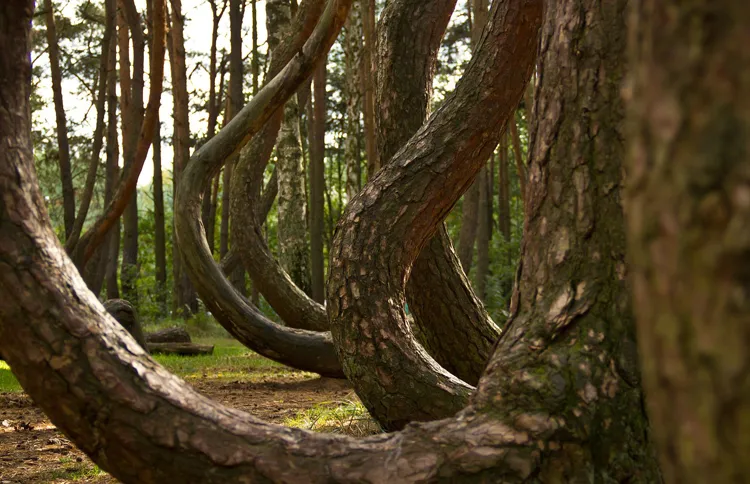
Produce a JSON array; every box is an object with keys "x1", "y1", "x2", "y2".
[{"x1": 0, "y1": 371, "x2": 362, "y2": 483}]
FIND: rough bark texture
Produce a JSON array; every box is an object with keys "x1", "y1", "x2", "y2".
[
  {"x1": 230, "y1": 0, "x2": 331, "y2": 332},
  {"x1": 173, "y1": 0, "x2": 352, "y2": 375},
  {"x1": 327, "y1": 0, "x2": 541, "y2": 430},
  {"x1": 343, "y1": 0, "x2": 362, "y2": 200},
  {"x1": 272, "y1": 0, "x2": 312, "y2": 295},
  {"x1": 43, "y1": 0, "x2": 75, "y2": 240},
  {"x1": 361, "y1": 0, "x2": 378, "y2": 179},
  {"x1": 626, "y1": 2, "x2": 750, "y2": 482},
  {"x1": 374, "y1": 0, "x2": 498, "y2": 386},
  {"x1": 104, "y1": 27, "x2": 120, "y2": 300},
  {"x1": 169, "y1": 0, "x2": 198, "y2": 317},
  {"x1": 2, "y1": 0, "x2": 663, "y2": 480}
]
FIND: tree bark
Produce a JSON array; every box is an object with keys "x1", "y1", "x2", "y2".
[
  {"x1": 372, "y1": 0, "x2": 500, "y2": 386},
  {"x1": 343, "y1": 1, "x2": 362, "y2": 200},
  {"x1": 271, "y1": 0, "x2": 312, "y2": 296},
  {"x1": 168, "y1": 0, "x2": 198, "y2": 317},
  {"x1": 2, "y1": 0, "x2": 662, "y2": 480},
  {"x1": 119, "y1": 0, "x2": 146, "y2": 304},
  {"x1": 309, "y1": 62, "x2": 327, "y2": 303},
  {"x1": 509, "y1": 115, "x2": 527, "y2": 208},
  {"x1": 153, "y1": 120, "x2": 167, "y2": 313},
  {"x1": 361, "y1": 0, "x2": 378, "y2": 179},
  {"x1": 43, "y1": 0, "x2": 75, "y2": 240},
  {"x1": 475, "y1": 165, "x2": 490, "y2": 299},
  {"x1": 65, "y1": 0, "x2": 115, "y2": 251},
  {"x1": 626, "y1": 1, "x2": 750, "y2": 481},
  {"x1": 104, "y1": 28, "x2": 120, "y2": 300},
  {"x1": 230, "y1": 0, "x2": 330, "y2": 332},
  {"x1": 327, "y1": 0, "x2": 540, "y2": 431},
  {"x1": 173, "y1": 0, "x2": 351, "y2": 374},
  {"x1": 66, "y1": 0, "x2": 165, "y2": 268}
]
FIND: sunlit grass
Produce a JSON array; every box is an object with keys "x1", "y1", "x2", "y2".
[
  {"x1": 44, "y1": 458, "x2": 106, "y2": 481},
  {"x1": 0, "y1": 360, "x2": 22, "y2": 393},
  {"x1": 284, "y1": 398, "x2": 382, "y2": 437}
]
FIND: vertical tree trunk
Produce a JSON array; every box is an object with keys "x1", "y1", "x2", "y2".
[
  {"x1": 626, "y1": 1, "x2": 750, "y2": 481},
  {"x1": 309, "y1": 62, "x2": 327, "y2": 303},
  {"x1": 475, "y1": 165, "x2": 489, "y2": 300},
  {"x1": 119, "y1": 0, "x2": 145, "y2": 304},
  {"x1": 169, "y1": 0, "x2": 198, "y2": 317},
  {"x1": 455, "y1": 0, "x2": 489, "y2": 275},
  {"x1": 43, "y1": 0, "x2": 75, "y2": 240},
  {"x1": 153, "y1": 121, "x2": 167, "y2": 313},
  {"x1": 343, "y1": 0, "x2": 362, "y2": 200},
  {"x1": 104, "y1": 23, "x2": 120, "y2": 300},
  {"x1": 497, "y1": 135, "x2": 511, "y2": 242},
  {"x1": 361, "y1": 0, "x2": 378, "y2": 179},
  {"x1": 509, "y1": 115, "x2": 527, "y2": 208}
]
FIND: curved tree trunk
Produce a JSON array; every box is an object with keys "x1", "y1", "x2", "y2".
[
  {"x1": 230, "y1": 0, "x2": 330, "y2": 332},
  {"x1": 326, "y1": 0, "x2": 541, "y2": 431},
  {"x1": 1, "y1": 0, "x2": 665, "y2": 480},
  {"x1": 173, "y1": 0, "x2": 351, "y2": 375},
  {"x1": 374, "y1": 0, "x2": 500, "y2": 386},
  {"x1": 626, "y1": 1, "x2": 750, "y2": 481}
]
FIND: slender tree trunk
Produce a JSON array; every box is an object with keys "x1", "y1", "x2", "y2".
[
  {"x1": 343, "y1": 0, "x2": 362, "y2": 200},
  {"x1": 475, "y1": 165, "x2": 489, "y2": 300},
  {"x1": 153, "y1": 121, "x2": 167, "y2": 313},
  {"x1": 509, "y1": 115, "x2": 527, "y2": 208},
  {"x1": 455, "y1": 0, "x2": 489, "y2": 275},
  {"x1": 43, "y1": 0, "x2": 75, "y2": 240},
  {"x1": 309, "y1": 62, "x2": 327, "y2": 302},
  {"x1": 119, "y1": 0, "x2": 145, "y2": 304},
  {"x1": 66, "y1": 0, "x2": 115, "y2": 251},
  {"x1": 361, "y1": 0, "x2": 378, "y2": 179},
  {"x1": 498, "y1": 135, "x2": 511, "y2": 242},
  {"x1": 626, "y1": 1, "x2": 750, "y2": 481},
  {"x1": 169, "y1": 0, "x2": 198, "y2": 316},
  {"x1": 270, "y1": 0, "x2": 312, "y2": 296},
  {"x1": 104, "y1": 24, "x2": 120, "y2": 300}
]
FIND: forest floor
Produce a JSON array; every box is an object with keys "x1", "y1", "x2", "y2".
[{"x1": 0, "y1": 336, "x2": 380, "y2": 483}]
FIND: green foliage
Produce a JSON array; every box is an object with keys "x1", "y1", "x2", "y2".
[
  {"x1": 0, "y1": 361, "x2": 22, "y2": 393},
  {"x1": 284, "y1": 398, "x2": 381, "y2": 437}
]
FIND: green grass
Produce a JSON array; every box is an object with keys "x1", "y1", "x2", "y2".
[
  {"x1": 43, "y1": 458, "x2": 106, "y2": 481},
  {"x1": 284, "y1": 399, "x2": 382, "y2": 437},
  {"x1": 0, "y1": 337, "x2": 309, "y2": 393},
  {"x1": 0, "y1": 360, "x2": 22, "y2": 392}
]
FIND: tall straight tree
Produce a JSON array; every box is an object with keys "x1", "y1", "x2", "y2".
[
  {"x1": 272, "y1": 0, "x2": 312, "y2": 295},
  {"x1": 456, "y1": 0, "x2": 488, "y2": 274},
  {"x1": 43, "y1": 0, "x2": 75, "y2": 240},
  {"x1": 169, "y1": 0, "x2": 198, "y2": 316},
  {"x1": 361, "y1": 0, "x2": 377, "y2": 179},
  {"x1": 309, "y1": 62, "x2": 327, "y2": 302},
  {"x1": 343, "y1": 0, "x2": 362, "y2": 200},
  {"x1": 153, "y1": 121, "x2": 167, "y2": 313},
  {"x1": 118, "y1": 0, "x2": 146, "y2": 303},
  {"x1": 104, "y1": 13, "x2": 120, "y2": 300}
]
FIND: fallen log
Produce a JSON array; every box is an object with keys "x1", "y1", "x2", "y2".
[
  {"x1": 145, "y1": 327, "x2": 192, "y2": 344},
  {"x1": 146, "y1": 342, "x2": 214, "y2": 356}
]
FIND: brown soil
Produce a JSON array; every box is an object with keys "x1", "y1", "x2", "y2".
[{"x1": 0, "y1": 371, "x2": 357, "y2": 483}]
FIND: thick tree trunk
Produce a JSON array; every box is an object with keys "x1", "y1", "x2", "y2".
[
  {"x1": 327, "y1": 0, "x2": 540, "y2": 430},
  {"x1": 374, "y1": 0, "x2": 499, "y2": 386},
  {"x1": 626, "y1": 1, "x2": 750, "y2": 481},
  {"x1": 169, "y1": 0, "x2": 198, "y2": 317},
  {"x1": 309, "y1": 62, "x2": 327, "y2": 303},
  {"x1": 43, "y1": 0, "x2": 75, "y2": 240},
  {"x1": 2, "y1": 0, "x2": 663, "y2": 480}
]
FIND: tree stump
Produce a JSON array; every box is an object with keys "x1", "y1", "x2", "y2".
[{"x1": 103, "y1": 299, "x2": 148, "y2": 351}]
